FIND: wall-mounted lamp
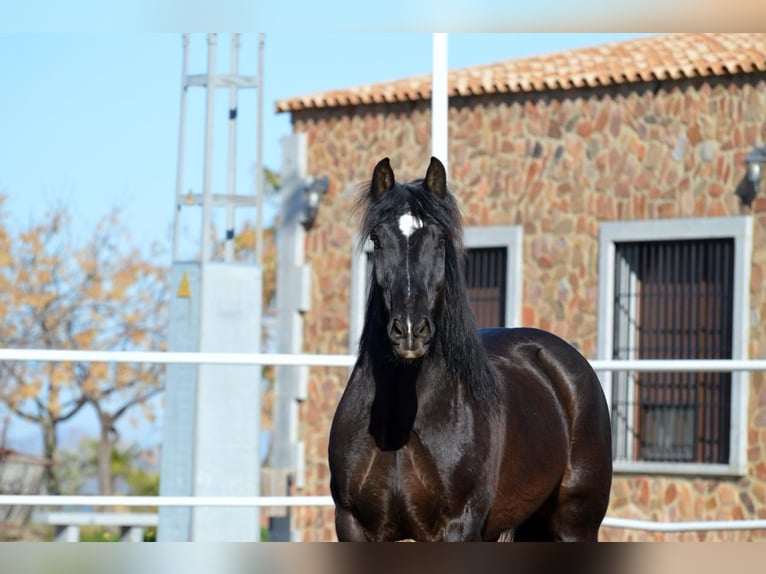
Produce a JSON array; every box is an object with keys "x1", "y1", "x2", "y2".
[
  {"x1": 301, "y1": 175, "x2": 329, "y2": 230},
  {"x1": 745, "y1": 145, "x2": 766, "y2": 187},
  {"x1": 739, "y1": 145, "x2": 766, "y2": 207}
]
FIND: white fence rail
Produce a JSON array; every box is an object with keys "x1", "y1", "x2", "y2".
[
  {"x1": 3, "y1": 495, "x2": 766, "y2": 533},
  {"x1": 2, "y1": 348, "x2": 766, "y2": 537},
  {"x1": 0, "y1": 495, "x2": 335, "y2": 508},
  {"x1": 32, "y1": 510, "x2": 158, "y2": 542},
  {"x1": 0, "y1": 349, "x2": 357, "y2": 368},
  {"x1": 2, "y1": 348, "x2": 766, "y2": 371}
]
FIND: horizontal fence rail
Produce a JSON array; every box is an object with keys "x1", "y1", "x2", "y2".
[
  {"x1": 0, "y1": 495, "x2": 335, "y2": 508},
  {"x1": 2, "y1": 348, "x2": 766, "y2": 537},
  {"x1": 3, "y1": 496, "x2": 766, "y2": 534},
  {"x1": 601, "y1": 517, "x2": 766, "y2": 532},
  {"x1": 0, "y1": 349, "x2": 358, "y2": 367},
  {"x1": 1, "y1": 348, "x2": 766, "y2": 372}
]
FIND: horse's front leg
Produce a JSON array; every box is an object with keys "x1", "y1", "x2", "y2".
[
  {"x1": 440, "y1": 502, "x2": 488, "y2": 541},
  {"x1": 335, "y1": 506, "x2": 368, "y2": 541},
  {"x1": 441, "y1": 518, "x2": 484, "y2": 541}
]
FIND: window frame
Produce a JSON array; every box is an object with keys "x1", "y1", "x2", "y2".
[
  {"x1": 597, "y1": 216, "x2": 753, "y2": 477},
  {"x1": 349, "y1": 225, "x2": 523, "y2": 354}
]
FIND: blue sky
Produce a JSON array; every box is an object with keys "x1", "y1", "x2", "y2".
[{"x1": 0, "y1": 33, "x2": 652, "y2": 262}]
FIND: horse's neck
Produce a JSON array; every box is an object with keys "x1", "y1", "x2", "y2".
[{"x1": 364, "y1": 349, "x2": 454, "y2": 450}]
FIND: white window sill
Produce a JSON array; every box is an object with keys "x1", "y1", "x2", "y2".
[{"x1": 613, "y1": 460, "x2": 746, "y2": 478}]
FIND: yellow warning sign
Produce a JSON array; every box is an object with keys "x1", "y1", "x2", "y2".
[{"x1": 177, "y1": 272, "x2": 191, "y2": 298}]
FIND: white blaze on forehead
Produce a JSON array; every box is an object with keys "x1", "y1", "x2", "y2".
[{"x1": 398, "y1": 212, "x2": 423, "y2": 238}]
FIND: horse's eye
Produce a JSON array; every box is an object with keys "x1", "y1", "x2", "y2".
[
  {"x1": 370, "y1": 234, "x2": 381, "y2": 250},
  {"x1": 438, "y1": 236, "x2": 446, "y2": 248}
]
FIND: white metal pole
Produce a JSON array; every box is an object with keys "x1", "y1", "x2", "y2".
[
  {"x1": 201, "y1": 34, "x2": 217, "y2": 264},
  {"x1": 431, "y1": 33, "x2": 449, "y2": 175},
  {"x1": 173, "y1": 34, "x2": 190, "y2": 262},
  {"x1": 255, "y1": 33, "x2": 265, "y2": 268},
  {"x1": 224, "y1": 33, "x2": 240, "y2": 263}
]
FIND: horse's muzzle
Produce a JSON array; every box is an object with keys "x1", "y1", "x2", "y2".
[{"x1": 387, "y1": 315, "x2": 433, "y2": 359}]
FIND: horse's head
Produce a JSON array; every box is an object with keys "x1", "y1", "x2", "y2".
[{"x1": 360, "y1": 156, "x2": 462, "y2": 361}]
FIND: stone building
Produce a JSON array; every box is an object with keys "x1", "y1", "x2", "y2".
[{"x1": 275, "y1": 33, "x2": 766, "y2": 541}]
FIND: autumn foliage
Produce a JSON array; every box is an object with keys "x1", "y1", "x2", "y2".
[{"x1": 0, "y1": 198, "x2": 168, "y2": 494}]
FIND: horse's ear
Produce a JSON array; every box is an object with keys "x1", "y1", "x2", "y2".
[
  {"x1": 371, "y1": 157, "x2": 395, "y2": 200},
  {"x1": 424, "y1": 156, "x2": 447, "y2": 198}
]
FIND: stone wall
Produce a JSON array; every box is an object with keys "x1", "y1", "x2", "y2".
[{"x1": 285, "y1": 74, "x2": 766, "y2": 541}]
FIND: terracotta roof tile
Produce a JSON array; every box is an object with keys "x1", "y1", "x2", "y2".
[{"x1": 276, "y1": 33, "x2": 766, "y2": 113}]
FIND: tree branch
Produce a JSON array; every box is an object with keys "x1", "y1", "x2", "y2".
[
  {"x1": 55, "y1": 395, "x2": 88, "y2": 423},
  {"x1": 109, "y1": 386, "x2": 164, "y2": 422}
]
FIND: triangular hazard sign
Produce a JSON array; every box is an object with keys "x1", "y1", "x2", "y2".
[{"x1": 177, "y1": 272, "x2": 191, "y2": 298}]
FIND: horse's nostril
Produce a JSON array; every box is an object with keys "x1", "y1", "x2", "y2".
[
  {"x1": 388, "y1": 318, "x2": 406, "y2": 340},
  {"x1": 413, "y1": 318, "x2": 431, "y2": 339}
]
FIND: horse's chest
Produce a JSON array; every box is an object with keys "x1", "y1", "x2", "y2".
[
  {"x1": 359, "y1": 442, "x2": 442, "y2": 502},
  {"x1": 353, "y1": 439, "x2": 450, "y2": 540}
]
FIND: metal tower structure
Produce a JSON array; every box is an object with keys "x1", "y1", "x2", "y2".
[{"x1": 158, "y1": 33, "x2": 265, "y2": 542}]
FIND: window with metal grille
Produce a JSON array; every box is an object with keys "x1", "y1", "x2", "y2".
[
  {"x1": 611, "y1": 239, "x2": 733, "y2": 464},
  {"x1": 465, "y1": 247, "x2": 508, "y2": 328},
  {"x1": 598, "y1": 216, "x2": 752, "y2": 476}
]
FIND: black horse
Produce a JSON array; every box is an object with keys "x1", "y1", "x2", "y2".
[{"x1": 328, "y1": 157, "x2": 612, "y2": 542}]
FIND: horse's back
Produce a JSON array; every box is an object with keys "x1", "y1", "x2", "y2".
[{"x1": 479, "y1": 327, "x2": 613, "y2": 540}]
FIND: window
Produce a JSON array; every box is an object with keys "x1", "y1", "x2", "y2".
[
  {"x1": 349, "y1": 226, "x2": 522, "y2": 352},
  {"x1": 597, "y1": 217, "x2": 752, "y2": 476},
  {"x1": 465, "y1": 247, "x2": 508, "y2": 328}
]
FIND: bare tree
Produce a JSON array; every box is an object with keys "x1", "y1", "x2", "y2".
[{"x1": 0, "y1": 199, "x2": 167, "y2": 494}]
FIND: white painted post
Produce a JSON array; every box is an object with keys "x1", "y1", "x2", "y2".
[
  {"x1": 224, "y1": 33, "x2": 240, "y2": 263},
  {"x1": 255, "y1": 33, "x2": 265, "y2": 269},
  {"x1": 271, "y1": 133, "x2": 311, "y2": 541},
  {"x1": 431, "y1": 33, "x2": 449, "y2": 175},
  {"x1": 121, "y1": 526, "x2": 145, "y2": 542},
  {"x1": 173, "y1": 34, "x2": 190, "y2": 262},
  {"x1": 55, "y1": 525, "x2": 80, "y2": 542},
  {"x1": 200, "y1": 33, "x2": 217, "y2": 264}
]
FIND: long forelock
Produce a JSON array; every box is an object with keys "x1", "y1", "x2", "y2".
[{"x1": 354, "y1": 178, "x2": 464, "y2": 254}]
